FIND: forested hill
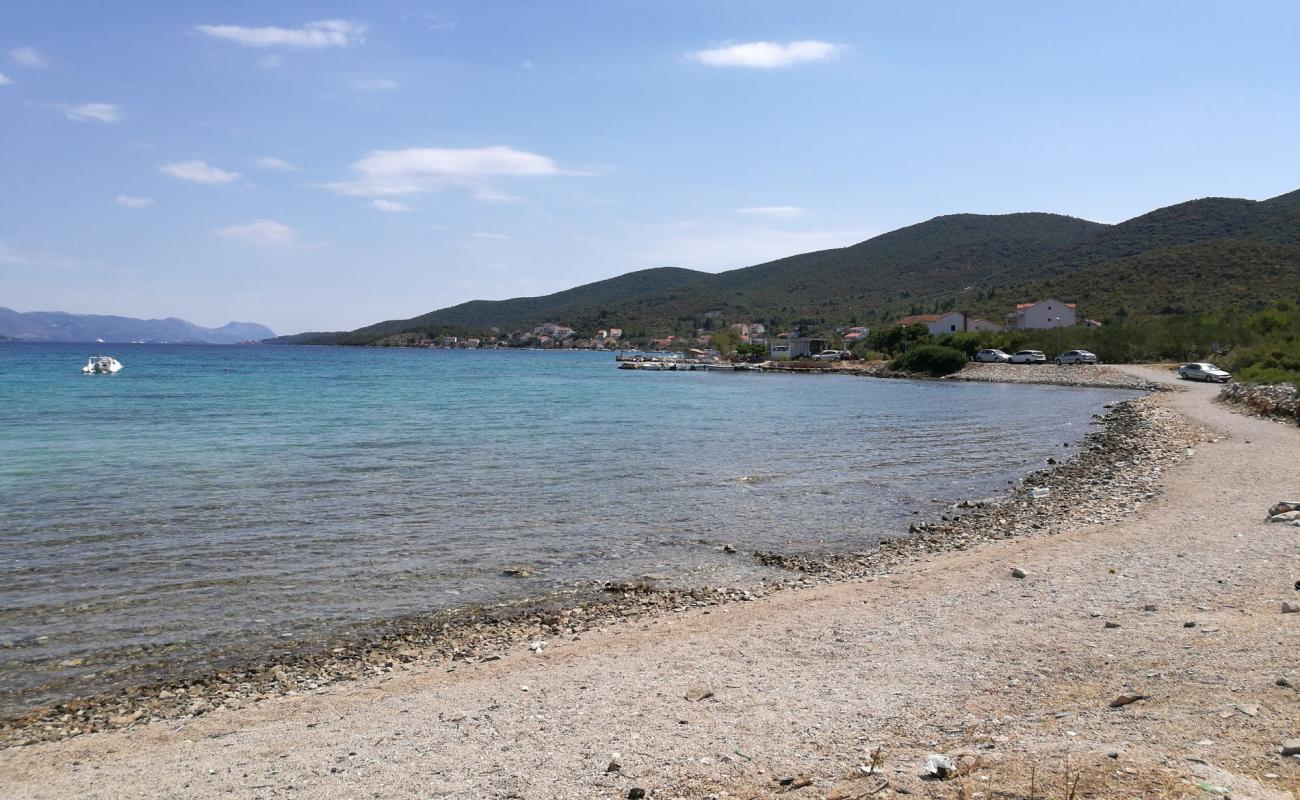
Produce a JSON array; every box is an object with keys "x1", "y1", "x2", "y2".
[{"x1": 272, "y1": 188, "x2": 1300, "y2": 344}]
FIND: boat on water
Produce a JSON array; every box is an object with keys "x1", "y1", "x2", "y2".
[{"x1": 82, "y1": 356, "x2": 123, "y2": 374}]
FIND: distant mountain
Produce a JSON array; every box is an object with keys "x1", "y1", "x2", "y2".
[
  {"x1": 0, "y1": 308, "x2": 275, "y2": 344},
  {"x1": 273, "y1": 188, "x2": 1300, "y2": 344}
]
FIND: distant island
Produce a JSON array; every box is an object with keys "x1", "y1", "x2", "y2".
[
  {"x1": 270, "y1": 187, "x2": 1300, "y2": 348},
  {"x1": 0, "y1": 308, "x2": 275, "y2": 344}
]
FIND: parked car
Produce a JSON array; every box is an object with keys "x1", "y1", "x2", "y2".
[
  {"x1": 811, "y1": 349, "x2": 842, "y2": 361},
  {"x1": 1009, "y1": 350, "x2": 1047, "y2": 364},
  {"x1": 974, "y1": 348, "x2": 1011, "y2": 363},
  {"x1": 1055, "y1": 349, "x2": 1098, "y2": 365},
  {"x1": 1178, "y1": 362, "x2": 1231, "y2": 383}
]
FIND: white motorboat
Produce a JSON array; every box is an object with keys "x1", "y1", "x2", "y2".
[{"x1": 82, "y1": 355, "x2": 123, "y2": 374}]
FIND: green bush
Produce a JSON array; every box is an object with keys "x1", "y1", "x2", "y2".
[{"x1": 890, "y1": 345, "x2": 968, "y2": 376}]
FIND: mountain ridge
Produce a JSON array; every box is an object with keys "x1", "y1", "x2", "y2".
[
  {"x1": 0, "y1": 308, "x2": 275, "y2": 344},
  {"x1": 272, "y1": 189, "x2": 1300, "y2": 345}
]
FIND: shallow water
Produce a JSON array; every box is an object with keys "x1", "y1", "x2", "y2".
[{"x1": 0, "y1": 343, "x2": 1135, "y2": 712}]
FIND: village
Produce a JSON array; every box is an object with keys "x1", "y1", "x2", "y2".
[{"x1": 391, "y1": 297, "x2": 1101, "y2": 358}]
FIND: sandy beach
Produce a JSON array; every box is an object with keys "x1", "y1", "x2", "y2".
[{"x1": 2, "y1": 367, "x2": 1297, "y2": 799}]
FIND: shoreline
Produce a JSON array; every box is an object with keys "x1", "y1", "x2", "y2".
[{"x1": 0, "y1": 381, "x2": 1201, "y2": 749}]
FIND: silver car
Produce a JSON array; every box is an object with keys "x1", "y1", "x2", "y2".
[
  {"x1": 1055, "y1": 349, "x2": 1098, "y2": 365},
  {"x1": 1178, "y1": 362, "x2": 1231, "y2": 382},
  {"x1": 974, "y1": 348, "x2": 1011, "y2": 363},
  {"x1": 1009, "y1": 349, "x2": 1047, "y2": 364}
]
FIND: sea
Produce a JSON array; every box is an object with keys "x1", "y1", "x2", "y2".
[{"x1": 0, "y1": 343, "x2": 1137, "y2": 714}]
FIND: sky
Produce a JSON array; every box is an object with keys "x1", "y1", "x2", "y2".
[{"x1": 2, "y1": 1, "x2": 1298, "y2": 335}]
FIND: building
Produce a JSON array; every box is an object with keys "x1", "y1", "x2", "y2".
[
  {"x1": 841, "y1": 326, "x2": 870, "y2": 343},
  {"x1": 1006, "y1": 299, "x2": 1077, "y2": 330},
  {"x1": 769, "y1": 337, "x2": 828, "y2": 360},
  {"x1": 896, "y1": 312, "x2": 1002, "y2": 336}
]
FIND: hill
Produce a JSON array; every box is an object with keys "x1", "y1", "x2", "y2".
[
  {"x1": 272, "y1": 188, "x2": 1300, "y2": 345},
  {"x1": 0, "y1": 309, "x2": 275, "y2": 344}
]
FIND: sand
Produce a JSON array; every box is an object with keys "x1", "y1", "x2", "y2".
[{"x1": 2, "y1": 366, "x2": 1297, "y2": 800}]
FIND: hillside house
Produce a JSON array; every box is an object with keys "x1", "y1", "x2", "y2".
[
  {"x1": 1006, "y1": 299, "x2": 1077, "y2": 330},
  {"x1": 896, "y1": 312, "x2": 1001, "y2": 336}
]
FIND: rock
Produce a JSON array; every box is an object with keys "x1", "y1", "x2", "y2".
[
  {"x1": 502, "y1": 565, "x2": 533, "y2": 577},
  {"x1": 627, "y1": 788, "x2": 646, "y2": 799},
  {"x1": 1276, "y1": 676, "x2": 1293, "y2": 688},
  {"x1": 1283, "y1": 601, "x2": 1300, "y2": 614},
  {"x1": 1107, "y1": 752, "x2": 1119, "y2": 759},
  {"x1": 1268, "y1": 511, "x2": 1300, "y2": 523},
  {"x1": 1184, "y1": 621, "x2": 1197, "y2": 628},
  {"x1": 1104, "y1": 621, "x2": 1121, "y2": 629},
  {"x1": 1281, "y1": 739, "x2": 1300, "y2": 756},
  {"x1": 920, "y1": 754, "x2": 956, "y2": 780},
  {"x1": 1143, "y1": 604, "x2": 1158, "y2": 612},
  {"x1": 606, "y1": 760, "x2": 621, "y2": 774},
  {"x1": 684, "y1": 686, "x2": 714, "y2": 702},
  {"x1": 528, "y1": 641, "x2": 547, "y2": 653},
  {"x1": 722, "y1": 544, "x2": 737, "y2": 554},
  {"x1": 1109, "y1": 693, "x2": 1149, "y2": 708},
  {"x1": 1234, "y1": 702, "x2": 1259, "y2": 717},
  {"x1": 776, "y1": 775, "x2": 813, "y2": 788},
  {"x1": 1010, "y1": 566, "x2": 1027, "y2": 579},
  {"x1": 1268, "y1": 501, "x2": 1300, "y2": 517}
]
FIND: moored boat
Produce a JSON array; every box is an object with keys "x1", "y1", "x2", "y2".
[{"x1": 82, "y1": 355, "x2": 123, "y2": 374}]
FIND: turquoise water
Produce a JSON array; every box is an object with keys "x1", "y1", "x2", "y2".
[{"x1": 0, "y1": 343, "x2": 1133, "y2": 712}]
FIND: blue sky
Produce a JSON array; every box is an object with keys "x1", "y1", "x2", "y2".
[{"x1": 2, "y1": 1, "x2": 1298, "y2": 334}]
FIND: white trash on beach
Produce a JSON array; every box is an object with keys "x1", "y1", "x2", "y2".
[{"x1": 1030, "y1": 487, "x2": 1051, "y2": 499}]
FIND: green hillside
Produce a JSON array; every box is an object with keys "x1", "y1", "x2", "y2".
[{"x1": 271, "y1": 188, "x2": 1300, "y2": 345}]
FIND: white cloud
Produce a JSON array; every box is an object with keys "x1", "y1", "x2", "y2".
[
  {"x1": 159, "y1": 160, "x2": 240, "y2": 183},
  {"x1": 0, "y1": 241, "x2": 84, "y2": 271},
  {"x1": 256, "y1": 156, "x2": 295, "y2": 171},
  {"x1": 259, "y1": 54, "x2": 282, "y2": 68},
  {"x1": 64, "y1": 103, "x2": 122, "y2": 123},
  {"x1": 735, "y1": 206, "x2": 808, "y2": 219},
  {"x1": 9, "y1": 46, "x2": 47, "y2": 68},
  {"x1": 371, "y1": 199, "x2": 412, "y2": 212},
  {"x1": 325, "y1": 146, "x2": 571, "y2": 197},
  {"x1": 115, "y1": 195, "x2": 154, "y2": 208},
  {"x1": 471, "y1": 232, "x2": 509, "y2": 240},
  {"x1": 0, "y1": 73, "x2": 12, "y2": 86},
  {"x1": 194, "y1": 20, "x2": 365, "y2": 48},
  {"x1": 215, "y1": 220, "x2": 296, "y2": 245},
  {"x1": 350, "y1": 77, "x2": 398, "y2": 91},
  {"x1": 689, "y1": 40, "x2": 844, "y2": 69}
]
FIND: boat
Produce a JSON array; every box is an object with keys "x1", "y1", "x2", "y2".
[{"x1": 82, "y1": 355, "x2": 123, "y2": 374}]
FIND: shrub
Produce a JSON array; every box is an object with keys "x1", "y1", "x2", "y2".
[{"x1": 890, "y1": 345, "x2": 968, "y2": 376}]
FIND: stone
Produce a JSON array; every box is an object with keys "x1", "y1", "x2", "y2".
[
  {"x1": 528, "y1": 641, "x2": 547, "y2": 653},
  {"x1": 722, "y1": 544, "x2": 737, "y2": 554},
  {"x1": 1184, "y1": 621, "x2": 1197, "y2": 628},
  {"x1": 1268, "y1": 511, "x2": 1300, "y2": 523},
  {"x1": 1281, "y1": 739, "x2": 1300, "y2": 756},
  {"x1": 1283, "y1": 601, "x2": 1300, "y2": 614},
  {"x1": 1010, "y1": 566, "x2": 1027, "y2": 579},
  {"x1": 684, "y1": 686, "x2": 714, "y2": 702},
  {"x1": 1109, "y1": 693, "x2": 1149, "y2": 708},
  {"x1": 627, "y1": 788, "x2": 646, "y2": 799},
  {"x1": 502, "y1": 565, "x2": 533, "y2": 577},
  {"x1": 1276, "y1": 676, "x2": 1293, "y2": 688},
  {"x1": 1234, "y1": 703, "x2": 1259, "y2": 717},
  {"x1": 1143, "y1": 604, "x2": 1158, "y2": 612},
  {"x1": 1104, "y1": 621, "x2": 1121, "y2": 629},
  {"x1": 606, "y1": 760, "x2": 621, "y2": 774},
  {"x1": 920, "y1": 754, "x2": 956, "y2": 780}
]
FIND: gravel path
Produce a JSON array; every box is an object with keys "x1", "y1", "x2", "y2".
[
  {"x1": 943, "y1": 361, "x2": 1162, "y2": 390},
  {"x1": 2, "y1": 368, "x2": 1297, "y2": 799}
]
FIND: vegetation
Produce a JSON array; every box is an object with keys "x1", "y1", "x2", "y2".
[
  {"x1": 889, "y1": 345, "x2": 968, "y2": 376},
  {"x1": 271, "y1": 189, "x2": 1300, "y2": 371},
  {"x1": 869, "y1": 303, "x2": 1300, "y2": 385}
]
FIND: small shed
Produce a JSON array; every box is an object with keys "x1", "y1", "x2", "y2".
[{"x1": 769, "y1": 337, "x2": 828, "y2": 360}]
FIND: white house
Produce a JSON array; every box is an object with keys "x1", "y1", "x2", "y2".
[
  {"x1": 896, "y1": 312, "x2": 1002, "y2": 336},
  {"x1": 1006, "y1": 299, "x2": 1077, "y2": 330}
]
